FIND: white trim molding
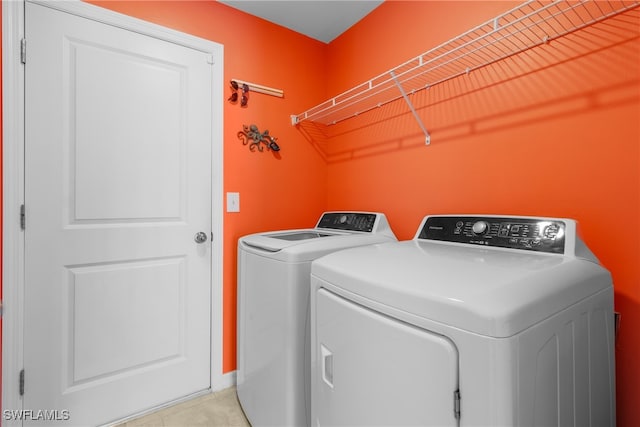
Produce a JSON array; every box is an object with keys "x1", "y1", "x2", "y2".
[{"x1": 2, "y1": 1, "x2": 26, "y2": 423}]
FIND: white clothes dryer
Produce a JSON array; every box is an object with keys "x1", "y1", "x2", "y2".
[
  {"x1": 310, "y1": 215, "x2": 615, "y2": 427},
  {"x1": 237, "y1": 212, "x2": 397, "y2": 427}
]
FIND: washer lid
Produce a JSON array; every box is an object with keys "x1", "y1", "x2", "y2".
[
  {"x1": 241, "y1": 228, "x2": 346, "y2": 252},
  {"x1": 241, "y1": 229, "x2": 397, "y2": 262},
  {"x1": 239, "y1": 212, "x2": 397, "y2": 262},
  {"x1": 311, "y1": 239, "x2": 612, "y2": 337},
  {"x1": 269, "y1": 231, "x2": 335, "y2": 241}
]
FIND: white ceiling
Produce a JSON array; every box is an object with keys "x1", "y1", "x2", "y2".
[{"x1": 218, "y1": 0, "x2": 384, "y2": 43}]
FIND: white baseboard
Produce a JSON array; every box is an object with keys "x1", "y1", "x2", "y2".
[{"x1": 214, "y1": 370, "x2": 237, "y2": 391}]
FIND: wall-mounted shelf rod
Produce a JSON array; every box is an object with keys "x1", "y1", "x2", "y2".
[
  {"x1": 390, "y1": 71, "x2": 430, "y2": 145},
  {"x1": 232, "y1": 78, "x2": 284, "y2": 98}
]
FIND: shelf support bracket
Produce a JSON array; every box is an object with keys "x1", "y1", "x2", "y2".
[{"x1": 390, "y1": 71, "x2": 430, "y2": 145}]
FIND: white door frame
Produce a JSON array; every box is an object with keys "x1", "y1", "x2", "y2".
[{"x1": 2, "y1": 0, "x2": 226, "y2": 420}]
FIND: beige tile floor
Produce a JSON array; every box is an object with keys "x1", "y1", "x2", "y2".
[{"x1": 116, "y1": 387, "x2": 251, "y2": 427}]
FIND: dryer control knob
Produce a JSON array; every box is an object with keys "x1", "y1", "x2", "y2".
[
  {"x1": 472, "y1": 221, "x2": 489, "y2": 235},
  {"x1": 339, "y1": 215, "x2": 349, "y2": 224}
]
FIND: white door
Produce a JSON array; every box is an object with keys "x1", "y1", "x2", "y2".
[
  {"x1": 24, "y1": 2, "x2": 213, "y2": 425},
  {"x1": 314, "y1": 289, "x2": 459, "y2": 426}
]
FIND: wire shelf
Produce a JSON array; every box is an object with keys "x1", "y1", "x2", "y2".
[{"x1": 291, "y1": 0, "x2": 640, "y2": 141}]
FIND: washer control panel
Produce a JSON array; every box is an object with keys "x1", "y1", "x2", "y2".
[
  {"x1": 317, "y1": 212, "x2": 377, "y2": 232},
  {"x1": 419, "y1": 216, "x2": 566, "y2": 254}
]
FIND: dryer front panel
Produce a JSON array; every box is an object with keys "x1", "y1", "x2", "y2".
[{"x1": 314, "y1": 289, "x2": 460, "y2": 426}]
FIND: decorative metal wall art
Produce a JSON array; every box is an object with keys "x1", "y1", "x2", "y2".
[{"x1": 238, "y1": 124, "x2": 280, "y2": 152}]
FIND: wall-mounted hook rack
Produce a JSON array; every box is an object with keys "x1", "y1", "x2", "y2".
[{"x1": 232, "y1": 78, "x2": 284, "y2": 98}]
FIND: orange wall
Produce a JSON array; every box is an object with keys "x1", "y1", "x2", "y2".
[
  {"x1": 321, "y1": 1, "x2": 640, "y2": 426},
  {"x1": 83, "y1": 0, "x2": 329, "y2": 373},
  {"x1": 2, "y1": 1, "x2": 639, "y2": 426}
]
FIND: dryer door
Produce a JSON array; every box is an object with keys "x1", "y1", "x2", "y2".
[{"x1": 315, "y1": 289, "x2": 460, "y2": 427}]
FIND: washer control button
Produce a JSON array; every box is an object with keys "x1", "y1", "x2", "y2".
[
  {"x1": 543, "y1": 224, "x2": 560, "y2": 239},
  {"x1": 472, "y1": 221, "x2": 489, "y2": 235}
]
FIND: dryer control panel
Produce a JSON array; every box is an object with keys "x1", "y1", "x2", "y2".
[
  {"x1": 419, "y1": 216, "x2": 566, "y2": 254},
  {"x1": 317, "y1": 212, "x2": 378, "y2": 232}
]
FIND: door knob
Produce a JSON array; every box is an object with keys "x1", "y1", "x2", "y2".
[{"x1": 194, "y1": 231, "x2": 208, "y2": 243}]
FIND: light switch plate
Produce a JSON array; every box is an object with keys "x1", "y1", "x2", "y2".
[{"x1": 227, "y1": 192, "x2": 240, "y2": 213}]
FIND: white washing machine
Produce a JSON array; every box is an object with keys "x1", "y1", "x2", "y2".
[
  {"x1": 310, "y1": 215, "x2": 615, "y2": 427},
  {"x1": 237, "y1": 212, "x2": 397, "y2": 427}
]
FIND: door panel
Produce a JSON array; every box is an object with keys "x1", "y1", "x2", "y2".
[
  {"x1": 24, "y1": 3, "x2": 213, "y2": 425},
  {"x1": 315, "y1": 289, "x2": 459, "y2": 427},
  {"x1": 68, "y1": 257, "x2": 184, "y2": 385},
  {"x1": 69, "y1": 38, "x2": 186, "y2": 223}
]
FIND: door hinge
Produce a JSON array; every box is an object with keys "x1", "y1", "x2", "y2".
[
  {"x1": 20, "y1": 204, "x2": 26, "y2": 230},
  {"x1": 454, "y1": 389, "x2": 461, "y2": 420},
  {"x1": 20, "y1": 38, "x2": 26, "y2": 64},
  {"x1": 19, "y1": 369, "x2": 25, "y2": 396}
]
